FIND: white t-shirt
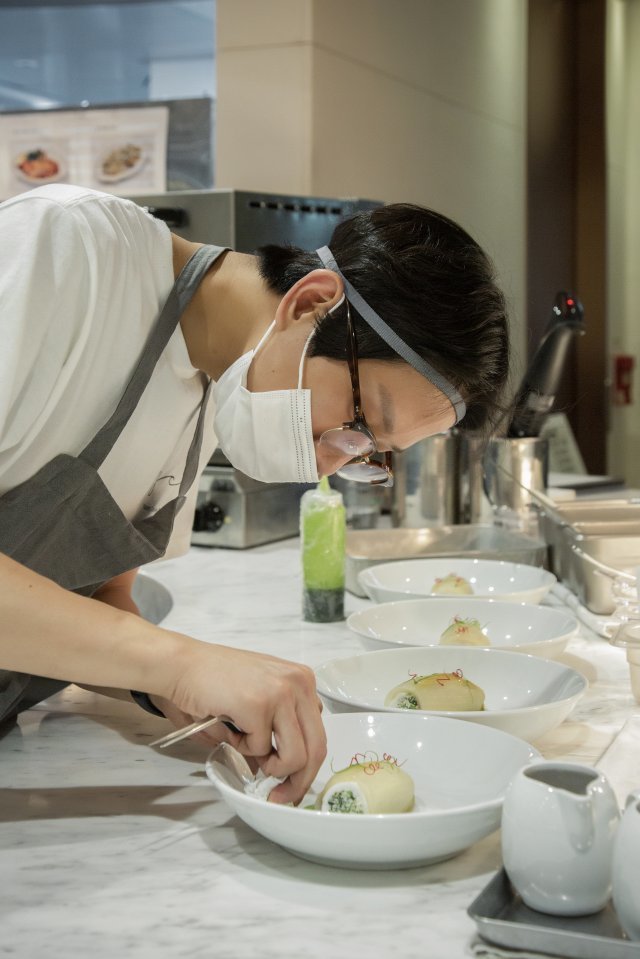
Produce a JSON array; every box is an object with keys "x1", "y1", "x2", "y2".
[{"x1": 0, "y1": 184, "x2": 218, "y2": 561}]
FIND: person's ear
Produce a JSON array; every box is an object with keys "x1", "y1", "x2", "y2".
[{"x1": 274, "y1": 270, "x2": 344, "y2": 329}]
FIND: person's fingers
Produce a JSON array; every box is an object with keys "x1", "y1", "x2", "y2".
[
  {"x1": 231, "y1": 665, "x2": 316, "y2": 763},
  {"x1": 268, "y1": 694, "x2": 326, "y2": 805},
  {"x1": 166, "y1": 646, "x2": 326, "y2": 795},
  {"x1": 261, "y1": 677, "x2": 327, "y2": 803},
  {"x1": 260, "y1": 696, "x2": 307, "y2": 782}
]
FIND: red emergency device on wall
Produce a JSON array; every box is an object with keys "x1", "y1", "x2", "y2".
[{"x1": 613, "y1": 354, "x2": 635, "y2": 405}]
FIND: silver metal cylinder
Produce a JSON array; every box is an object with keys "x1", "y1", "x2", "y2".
[
  {"x1": 392, "y1": 433, "x2": 459, "y2": 527},
  {"x1": 483, "y1": 437, "x2": 549, "y2": 513}
]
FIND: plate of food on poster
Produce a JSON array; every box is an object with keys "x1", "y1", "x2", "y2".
[
  {"x1": 96, "y1": 143, "x2": 146, "y2": 184},
  {"x1": 14, "y1": 147, "x2": 65, "y2": 185}
]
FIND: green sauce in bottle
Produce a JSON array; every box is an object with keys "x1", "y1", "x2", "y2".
[{"x1": 300, "y1": 476, "x2": 346, "y2": 622}]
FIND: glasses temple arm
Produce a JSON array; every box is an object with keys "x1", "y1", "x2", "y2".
[{"x1": 345, "y1": 300, "x2": 364, "y2": 415}]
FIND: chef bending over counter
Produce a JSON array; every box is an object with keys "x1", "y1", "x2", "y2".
[{"x1": 0, "y1": 183, "x2": 509, "y2": 804}]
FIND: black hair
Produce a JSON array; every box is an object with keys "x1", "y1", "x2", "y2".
[{"x1": 256, "y1": 203, "x2": 510, "y2": 434}]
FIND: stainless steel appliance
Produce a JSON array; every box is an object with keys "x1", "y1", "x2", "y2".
[
  {"x1": 130, "y1": 188, "x2": 379, "y2": 253},
  {"x1": 192, "y1": 451, "x2": 307, "y2": 549},
  {"x1": 131, "y1": 188, "x2": 381, "y2": 548}
]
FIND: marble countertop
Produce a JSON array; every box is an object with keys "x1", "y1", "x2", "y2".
[{"x1": 2, "y1": 540, "x2": 640, "y2": 959}]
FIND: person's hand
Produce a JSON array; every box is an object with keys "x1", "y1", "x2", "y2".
[{"x1": 158, "y1": 640, "x2": 326, "y2": 805}]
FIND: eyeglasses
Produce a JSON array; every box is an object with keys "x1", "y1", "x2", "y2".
[{"x1": 318, "y1": 300, "x2": 394, "y2": 487}]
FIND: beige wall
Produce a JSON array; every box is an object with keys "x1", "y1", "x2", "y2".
[
  {"x1": 607, "y1": 0, "x2": 640, "y2": 483},
  {"x1": 216, "y1": 0, "x2": 528, "y2": 365}
]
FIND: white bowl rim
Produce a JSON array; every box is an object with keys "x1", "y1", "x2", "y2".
[
  {"x1": 314, "y1": 647, "x2": 588, "y2": 719},
  {"x1": 345, "y1": 598, "x2": 578, "y2": 643},
  {"x1": 357, "y1": 560, "x2": 557, "y2": 596},
  {"x1": 358, "y1": 557, "x2": 557, "y2": 578}
]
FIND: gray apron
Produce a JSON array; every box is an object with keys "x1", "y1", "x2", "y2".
[{"x1": 0, "y1": 244, "x2": 228, "y2": 722}]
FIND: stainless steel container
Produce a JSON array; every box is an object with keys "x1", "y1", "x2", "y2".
[
  {"x1": 546, "y1": 501, "x2": 640, "y2": 524},
  {"x1": 345, "y1": 524, "x2": 548, "y2": 596},
  {"x1": 483, "y1": 437, "x2": 549, "y2": 513},
  {"x1": 458, "y1": 432, "x2": 489, "y2": 524},
  {"x1": 559, "y1": 529, "x2": 640, "y2": 614},
  {"x1": 329, "y1": 475, "x2": 387, "y2": 529},
  {"x1": 391, "y1": 431, "x2": 492, "y2": 528},
  {"x1": 537, "y1": 500, "x2": 640, "y2": 614},
  {"x1": 392, "y1": 434, "x2": 459, "y2": 527}
]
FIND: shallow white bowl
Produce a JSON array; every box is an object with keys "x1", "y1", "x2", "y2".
[
  {"x1": 358, "y1": 558, "x2": 556, "y2": 605},
  {"x1": 316, "y1": 647, "x2": 587, "y2": 743},
  {"x1": 347, "y1": 598, "x2": 578, "y2": 659},
  {"x1": 205, "y1": 712, "x2": 538, "y2": 869}
]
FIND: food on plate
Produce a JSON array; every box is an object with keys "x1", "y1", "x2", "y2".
[
  {"x1": 100, "y1": 143, "x2": 143, "y2": 179},
  {"x1": 315, "y1": 752, "x2": 414, "y2": 814},
  {"x1": 16, "y1": 148, "x2": 60, "y2": 181},
  {"x1": 431, "y1": 573, "x2": 474, "y2": 595},
  {"x1": 385, "y1": 670, "x2": 485, "y2": 712},
  {"x1": 439, "y1": 616, "x2": 489, "y2": 647}
]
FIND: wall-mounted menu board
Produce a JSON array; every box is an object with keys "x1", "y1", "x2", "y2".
[{"x1": 0, "y1": 103, "x2": 169, "y2": 200}]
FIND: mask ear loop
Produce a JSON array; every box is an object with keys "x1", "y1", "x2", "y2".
[
  {"x1": 297, "y1": 327, "x2": 316, "y2": 389},
  {"x1": 251, "y1": 319, "x2": 277, "y2": 357},
  {"x1": 328, "y1": 293, "x2": 346, "y2": 314},
  {"x1": 297, "y1": 293, "x2": 346, "y2": 388}
]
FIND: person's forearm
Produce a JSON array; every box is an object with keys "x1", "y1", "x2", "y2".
[
  {"x1": 0, "y1": 552, "x2": 189, "y2": 698},
  {"x1": 93, "y1": 568, "x2": 140, "y2": 616},
  {"x1": 0, "y1": 554, "x2": 328, "y2": 804},
  {"x1": 79, "y1": 569, "x2": 147, "y2": 703}
]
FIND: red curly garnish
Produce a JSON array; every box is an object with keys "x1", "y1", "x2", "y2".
[
  {"x1": 435, "y1": 670, "x2": 465, "y2": 685},
  {"x1": 345, "y1": 749, "x2": 407, "y2": 773},
  {"x1": 382, "y1": 752, "x2": 403, "y2": 766}
]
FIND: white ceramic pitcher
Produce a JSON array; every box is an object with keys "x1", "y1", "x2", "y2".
[
  {"x1": 612, "y1": 789, "x2": 640, "y2": 940},
  {"x1": 501, "y1": 761, "x2": 620, "y2": 916}
]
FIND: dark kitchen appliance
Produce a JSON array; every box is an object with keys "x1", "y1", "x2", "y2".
[
  {"x1": 131, "y1": 189, "x2": 381, "y2": 548},
  {"x1": 507, "y1": 292, "x2": 585, "y2": 438}
]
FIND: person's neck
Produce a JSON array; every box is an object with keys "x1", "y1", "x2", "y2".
[{"x1": 173, "y1": 236, "x2": 280, "y2": 380}]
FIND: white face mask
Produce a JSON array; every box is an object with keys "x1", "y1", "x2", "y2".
[{"x1": 212, "y1": 322, "x2": 319, "y2": 484}]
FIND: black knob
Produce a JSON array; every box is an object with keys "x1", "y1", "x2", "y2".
[{"x1": 193, "y1": 502, "x2": 225, "y2": 532}]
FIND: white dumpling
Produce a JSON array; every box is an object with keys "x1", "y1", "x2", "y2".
[{"x1": 316, "y1": 757, "x2": 414, "y2": 814}]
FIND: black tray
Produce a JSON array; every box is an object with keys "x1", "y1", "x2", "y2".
[{"x1": 468, "y1": 870, "x2": 640, "y2": 959}]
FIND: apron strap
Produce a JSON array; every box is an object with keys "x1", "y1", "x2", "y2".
[
  {"x1": 80, "y1": 244, "x2": 228, "y2": 470},
  {"x1": 176, "y1": 378, "x2": 213, "y2": 506}
]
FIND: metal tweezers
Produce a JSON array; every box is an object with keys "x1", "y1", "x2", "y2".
[{"x1": 149, "y1": 715, "x2": 242, "y2": 749}]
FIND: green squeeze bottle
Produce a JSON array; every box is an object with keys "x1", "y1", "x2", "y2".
[{"x1": 301, "y1": 476, "x2": 346, "y2": 622}]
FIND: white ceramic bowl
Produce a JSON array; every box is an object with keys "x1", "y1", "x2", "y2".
[
  {"x1": 205, "y1": 712, "x2": 539, "y2": 869},
  {"x1": 358, "y1": 558, "x2": 556, "y2": 605},
  {"x1": 347, "y1": 598, "x2": 578, "y2": 659},
  {"x1": 315, "y1": 647, "x2": 587, "y2": 743}
]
